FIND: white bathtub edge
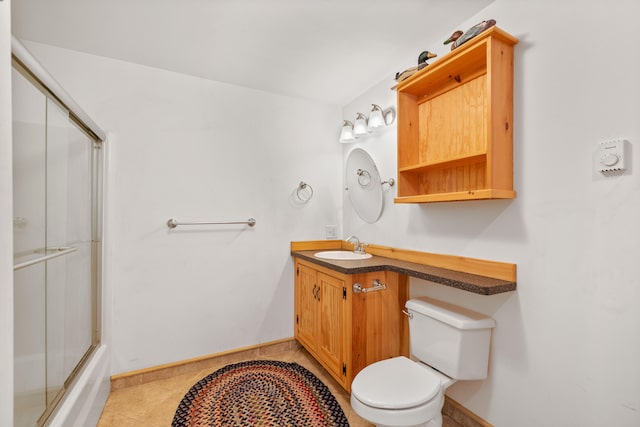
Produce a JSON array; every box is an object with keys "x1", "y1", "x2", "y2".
[{"x1": 45, "y1": 344, "x2": 110, "y2": 427}]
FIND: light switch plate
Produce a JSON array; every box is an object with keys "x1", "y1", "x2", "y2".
[{"x1": 325, "y1": 225, "x2": 337, "y2": 239}]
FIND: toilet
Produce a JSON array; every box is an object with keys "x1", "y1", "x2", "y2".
[{"x1": 350, "y1": 297, "x2": 496, "y2": 427}]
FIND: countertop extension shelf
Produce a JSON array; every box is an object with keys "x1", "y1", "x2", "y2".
[{"x1": 291, "y1": 242, "x2": 516, "y2": 295}]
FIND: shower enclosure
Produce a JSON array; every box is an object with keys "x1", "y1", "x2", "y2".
[{"x1": 12, "y1": 38, "x2": 108, "y2": 427}]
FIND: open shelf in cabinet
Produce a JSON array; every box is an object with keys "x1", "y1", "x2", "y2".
[{"x1": 395, "y1": 27, "x2": 518, "y2": 204}]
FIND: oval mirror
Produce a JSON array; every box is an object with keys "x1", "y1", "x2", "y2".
[{"x1": 346, "y1": 148, "x2": 383, "y2": 223}]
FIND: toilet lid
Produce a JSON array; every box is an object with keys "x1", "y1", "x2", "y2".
[{"x1": 351, "y1": 356, "x2": 442, "y2": 409}]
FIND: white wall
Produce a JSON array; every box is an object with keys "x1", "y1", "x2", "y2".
[
  {"x1": 0, "y1": 1, "x2": 14, "y2": 426},
  {"x1": 14, "y1": 1, "x2": 640, "y2": 425},
  {"x1": 23, "y1": 42, "x2": 343, "y2": 374},
  {"x1": 342, "y1": 0, "x2": 640, "y2": 426}
]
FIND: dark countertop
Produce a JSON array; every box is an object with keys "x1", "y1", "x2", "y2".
[{"x1": 292, "y1": 250, "x2": 516, "y2": 295}]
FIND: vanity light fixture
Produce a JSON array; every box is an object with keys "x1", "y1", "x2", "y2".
[
  {"x1": 353, "y1": 113, "x2": 369, "y2": 137},
  {"x1": 338, "y1": 104, "x2": 395, "y2": 143},
  {"x1": 367, "y1": 104, "x2": 395, "y2": 130},
  {"x1": 339, "y1": 120, "x2": 356, "y2": 143}
]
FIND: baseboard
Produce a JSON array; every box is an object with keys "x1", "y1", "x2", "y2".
[
  {"x1": 111, "y1": 338, "x2": 299, "y2": 390},
  {"x1": 443, "y1": 395, "x2": 494, "y2": 427}
]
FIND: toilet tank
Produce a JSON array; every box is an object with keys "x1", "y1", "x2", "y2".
[{"x1": 405, "y1": 297, "x2": 496, "y2": 380}]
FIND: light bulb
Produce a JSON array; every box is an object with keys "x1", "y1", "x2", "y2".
[
  {"x1": 353, "y1": 113, "x2": 369, "y2": 136},
  {"x1": 339, "y1": 120, "x2": 356, "y2": 143},
  {"x1": 367, "y1": 104, "x2": 385, "y2": 130}
]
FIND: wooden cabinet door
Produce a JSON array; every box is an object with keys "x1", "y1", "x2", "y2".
[
  {"x1": 295, "y1": 262, "x2": 317, "y2": 351},
  {"x1": 316, "y1": 272, "x2": 346, "y2": 382},
  {"x1": 351, "y1": 271, "x2": 409, "y2": 379}
]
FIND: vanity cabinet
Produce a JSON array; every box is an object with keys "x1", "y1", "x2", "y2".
[
  {"x1": 294, "y1": 258, "x2": 409, "y2": 392},
  {"x1": 395, "y1": 27, "x2": 518, "y2": 203},
  {"x1": 295, "y1": 261, "x2": 347, "y2": 383}
]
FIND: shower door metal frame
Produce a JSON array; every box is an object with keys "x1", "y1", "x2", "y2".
[{"x1": 11, "y1": 36, "x2": 105, "y2": 427}]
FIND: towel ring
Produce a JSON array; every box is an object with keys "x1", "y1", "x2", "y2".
[
  {"x1": 296, "y1": 181, "x2": 313, "y2": 203},
  {"x1": 356, "y1": 169, "x2": 372, "y2": 188}
]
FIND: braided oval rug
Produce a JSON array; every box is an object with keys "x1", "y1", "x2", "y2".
[{"x1": 172, "y1": 360, "x2": 349, "y2": 427}]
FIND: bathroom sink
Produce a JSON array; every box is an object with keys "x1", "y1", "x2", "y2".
[{"x1": 314, "y1": 250, "x2": 372, "y2": 260}]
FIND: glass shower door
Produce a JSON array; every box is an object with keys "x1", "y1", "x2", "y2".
[
  {"x1": 13, "y1": 65, "x2": 100, "y2": 427},
  {"x1": 13, "y1": 66, "x2": 48, "y2": 427}
]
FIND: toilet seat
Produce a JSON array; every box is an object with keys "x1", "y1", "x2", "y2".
[{"x1": 351, "y1": 356, "x2": 442, "y2": 409}]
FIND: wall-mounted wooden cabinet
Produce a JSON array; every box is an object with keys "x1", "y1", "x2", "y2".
[{"x1": 395, "y1": 27, "x2": 518, "y2": 203}]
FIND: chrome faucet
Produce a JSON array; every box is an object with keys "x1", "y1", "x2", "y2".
[{"x1": 345, "y1": 235, "x2": 367, "y2": 254}]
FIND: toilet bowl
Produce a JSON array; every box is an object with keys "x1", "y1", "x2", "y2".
[
  {"x1": 350, "y1": 356, "x2": 453, "y2": 427},
  {"x1": 350, "y1": 297, "x2": 496, "y2": 427}
]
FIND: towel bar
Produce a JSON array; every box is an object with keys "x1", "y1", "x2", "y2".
[{"x1": 167, "y1": 218, "x2": 256, "y2": 229}]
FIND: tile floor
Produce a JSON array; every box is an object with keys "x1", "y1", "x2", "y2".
[{"x1": 97, "y1": 346, "x2": 462, "y2": 427}]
